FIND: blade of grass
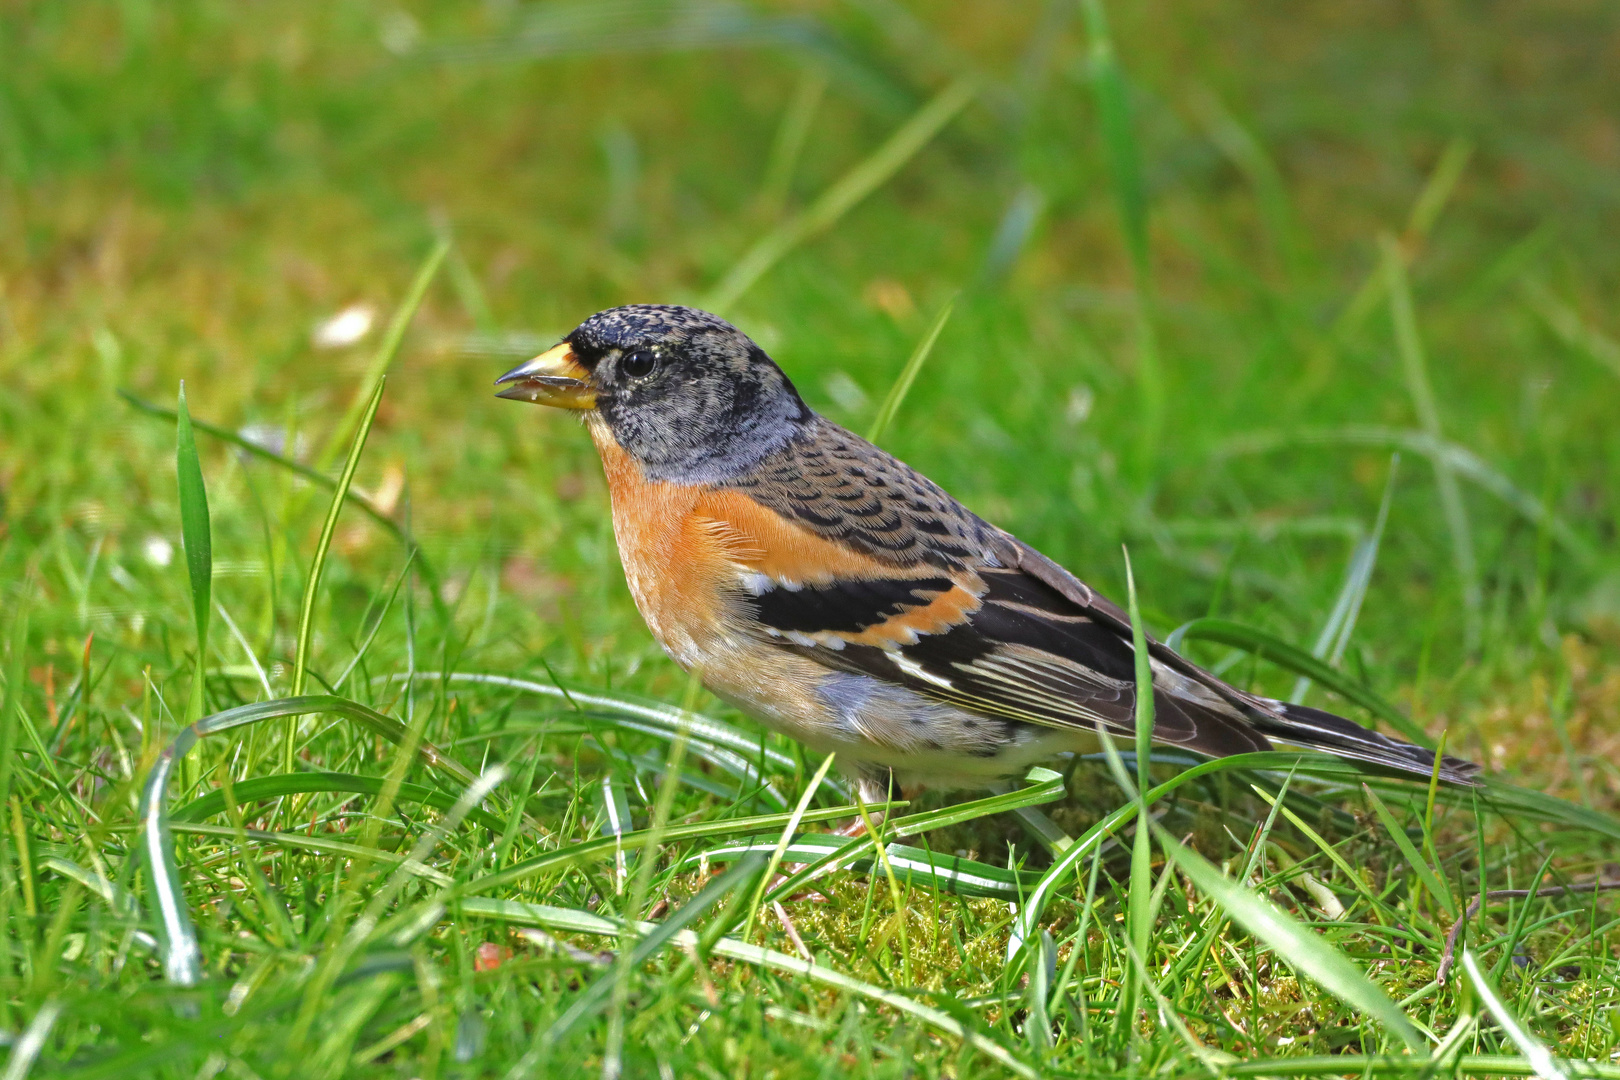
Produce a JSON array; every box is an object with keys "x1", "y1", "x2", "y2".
[
  {"x1": 769, "y1": 767, "x2": 1063, "y2": 907},
  {"x1": 1290, "y1": 455, "x2": 1397, "y2": 703},
  {"x1": 1156, "y1": 828, "x2": 1426, "y2": 1052},
  {"x1": 1383, "y1": 233, "x2": 1481, "y2": 650},
  {"x1": 315, "y1": 239, "x2": 448, "y2": 471},
  {"x1": 1119, "y1": 547, "x2": 1155, "y2": 1047},
  {"x1": 412, "y1": 673, "x2": 804, "y2": 778},
  {"x1": 1, "y1": 998, "x2": 63, "y2": 1080},
  {"x1": 865, "y1": 293, "x2": 956, "y2": 445},
  {"x1": 853, "y1": 780, "x2": 912, "y2": 987},
  {"x1": 175, "y1": 383, "x2": 212, "y2": 725},
  {"x1": 172, "y1": 772, "x2": 504, "y2": 833},
  {"x1": 1333, "y1": 138, "x2": 1472, "y2": 340},
  {"x1": 136, "y1": 691, "x2": 490, "y2": 983},
  {"x1": 1462, "y1": 950, "x2": 1569, "y2": 1080},
  {"x1": 1213, "y1": 425, "x2": 1596, "y2": 567},
  {"x1": 1249, "y1": 782, "x2": 1381, "y2": 912},
  {"x1": 1362, "y1": 783, "x2": 1457, "y2": 918},
  {"x1": 1080, "y1": 0, "x2": 1162, "y2": 477},
  {"x1": 1218, "y1": 1056, "x2": 1615, "y2": 1078},
  {"x1": 1190, "y1": 87, "x2": 1306, "y2": 283},
  {"x1": 465, "y1": 897, "x2": 1037, "y2": 1080},
  {"x1": 600, "y1": 669, "x2": 702, "y2": 1075},
  {"x1": 1522, "y1": 278, "x2": 1620, "y2": 381},
  {"x1": 170, "y1": 824, "x2": 454, "y2": 885},
  {"x1": 742, "y1": 750, "x2": 836, "y2": 944},
  {"x1": 701, "y1": 76, "x2": 977, "y2": 314},
  {"x1": 699, "y1": 836, "x2": 1043, "y2": 899},
  {"x1": 1164, "y1": 617, "x2": 1432, "y2": 746},
  {"x1": 757, "y1": 66, "x2": 828, "y2": 219},
  {"x1": 118, "y1": 391, "x2": 448, "y2": 607},
  {"x1": 0, "y1": 580, "x2": 31, "y2": 817},
  {"x1": 534, "y1": 854, "x2": 766, "y2": 1059},
  {"x1": 288, "y1": 376, "x2": 388, "y2": 771},
  {"x1": 290, "y1": 765, "x2": 507, "y2": 1049}
]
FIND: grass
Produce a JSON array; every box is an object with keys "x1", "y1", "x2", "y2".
[{"x1": 3, "y1": 1, "x2": 1620, "y2": 1076}]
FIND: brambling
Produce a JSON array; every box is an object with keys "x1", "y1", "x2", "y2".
[{"x1": 497, "y1": 305, "x2": 1478, "y2": 803}]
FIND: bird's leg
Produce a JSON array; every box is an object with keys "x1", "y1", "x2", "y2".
[
  {"x1": 770, "y1": 772, "x2": 896, "y2": 900},
  {"x1": 836, "y1": 771, "x2": 899, "y2": 836},
  {"x1": 832, "y1": 816, "x2": 876, "y2": 838}
]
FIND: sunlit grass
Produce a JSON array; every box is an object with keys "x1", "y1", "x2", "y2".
[{"x1": 3, "y1": 2, "x2": 1620, "y2": 1077}]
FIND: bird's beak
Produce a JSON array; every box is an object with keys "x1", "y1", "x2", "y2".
[{"x1": 494, "y1": 342, "x2": 597, "y2": 409}]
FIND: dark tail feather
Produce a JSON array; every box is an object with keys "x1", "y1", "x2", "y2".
[{"x1": 1254, "y1": 702, "x2": 1481, "y2": 786}]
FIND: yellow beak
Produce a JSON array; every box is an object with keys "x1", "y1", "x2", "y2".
[{"x1": 494, "y1": 342, "x2": 596, "y2": 409}]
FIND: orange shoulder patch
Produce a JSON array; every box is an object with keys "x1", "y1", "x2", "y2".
[{"x1": 692, "y1": 489, "x2": 931, "y2": 585}]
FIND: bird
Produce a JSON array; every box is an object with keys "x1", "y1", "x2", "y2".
[{"x1": 496, "y1": 304, "x2": 1479, "y2": 806}]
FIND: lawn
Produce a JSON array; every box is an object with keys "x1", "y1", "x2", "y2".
[{"x1": 3, "y1": 2, "x2": 1620, "y2": 1077}]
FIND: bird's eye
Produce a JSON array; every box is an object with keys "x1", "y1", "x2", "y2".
[{"x1": 620, "y1": 348, "x2": 659, "y2": 379}]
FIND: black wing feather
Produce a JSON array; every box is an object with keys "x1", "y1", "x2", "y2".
[{"x1": 729, "y1": 419, "x2": 1480, "y2": 785}]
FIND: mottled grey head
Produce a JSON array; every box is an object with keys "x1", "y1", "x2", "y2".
[{"x1": 495, "y1": 304, "x2": 811, "y2": 483}]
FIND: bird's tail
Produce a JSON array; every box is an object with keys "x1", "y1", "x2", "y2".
[{"x1": 1253, "y1": 701, "x2": 1481, "y2": 786}]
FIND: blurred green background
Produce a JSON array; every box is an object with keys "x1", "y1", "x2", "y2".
[{"x1": 3, "y1": 2, "x2": 1620, "y2": 1072}]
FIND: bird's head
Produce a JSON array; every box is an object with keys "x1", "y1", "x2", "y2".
[{"x1": 496, "y1": 304, "x2": 810, "y2": 483}]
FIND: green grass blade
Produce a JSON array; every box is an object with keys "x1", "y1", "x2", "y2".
[
  {"x1": 1475, "y1": 776, "x2": 1620, "y2": 841},
  {"x1": 315, "y1": 239, "x2": 448, "y2": 471},
  {"x1": 464, "y1": 897, "x2": 1037, "y2": 1079},
  {"x1": 1192, "y1": 88, "x2": 1307, "y2": 282},
  {"x1": 757, "y1": 66, "x2": 828, "y2": 219},
  {"x1": 137, "y1": 724, "x2": 204, "y2": 985},
  {"x1": 1333, "y1": 138, "x2": 1472, "y2": 340},
  {"x1": 1461, "y1": 950, "x2": 1570, "y2": 1080},
  {"x1": 1361, "y1": 783, "x2": 1456, "y2": 918},
  {"x1": 743, "y1": 750, "x2": 835, "y2": 943},
  {"x1": 175, "y1": 382, "x2": 212, "y2": 724},
  {"x1": 136, "y1": 690, "x2": 490, "y2": 984},
  {"x1": 1080, "y1": 0, "x2": 1147, "y2": 281},
  {"x1": 865, "y1": 293, "x2": 956, "y2": 445},
  {"x1": 1406, "y1": 139, "x2": 1474, "y2": 240},
  {"x1": 171, "y1": 771, "x2": 505, "y2": 832},
  {"x1": 1383, "y1": 233, "x2": 1481, "y2": 650},
  {"x1": 699, "y1": 837, "x2": 1043, "y2": 899},
  {"x1": 701, "y1": 77, "x2": 977, "y2": 314},
  {"x1": 1290, "y1": 455, "x2": 1397, "y2": 703},
  {"x1": 1215, "y1": 1056, "x2": 1616, "y2": 1078},
  {"x1": 2, "y1": 998, "x2": 64, "y2": 1080},
  {"x1": 1080, "y1": 0, "x2": 1161, "y2": 479},
  {"x1": 0, "y1": 583, "x2": 31, "y2": 814},
  {"x1": 458, "y1": 767, "x2": 1060, "y2": 906},
  {"x1": 1157, "y1": 828, "x2": 1426, "y2": 1052},
  {"x1": 1214, "y1": 425, "x2": 1597, "y2": 567},
  {"x1": 1522, "y1": 277, "x2": 1620, "y2": 380},
  {"x1": 289, "y1": 376, "x2": 388, "y2": 771},
  {"x1": 1164, "y1": 617, "x2": 1433, "y2": 746},
  {"x1": 119, "y1": 390, "x2": 449, "y2": 607},
  {"x1": 1120, "y1": 547, "x2": 1155, "y2": 1044},
  {"x1": 539, "y1": 854, "x2": 766, "y2": 1050},
  {"x1": 1249, "y1": 782, "x2": 1381, "y2": 911},
  {"x1": 188, "y1": 694, "x2": 478, "y2": 784},
  {"x1": 414, "y1": 672, "x2": 804, "y2": 777}
]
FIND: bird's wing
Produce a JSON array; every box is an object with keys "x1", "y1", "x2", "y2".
[
  {"x1": 712, "y1": 420, "x2": 1271, "y2": 757},
  {"x1": 714, "y1": 420, "x2": 1479, "y2": 783}
]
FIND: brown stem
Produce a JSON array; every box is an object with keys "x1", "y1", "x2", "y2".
[{"x1": 1437, "y1": 879, "x2": 1620, "y2": 984}]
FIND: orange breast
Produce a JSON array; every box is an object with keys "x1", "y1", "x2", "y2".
[
  {"x1": 589, "y1": 422, "x2": 974, "y2": 657},
  {"x1": 591, "y1": 427, "x2": 731, "y2": 666}
]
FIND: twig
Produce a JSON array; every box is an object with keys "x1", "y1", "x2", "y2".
[
  {"x1": 1437, "y1": 880, "x2": 1620, "y2": 984},
  {"x1": 774, "y1": 901, "x2": 812, "y2": 962}
]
